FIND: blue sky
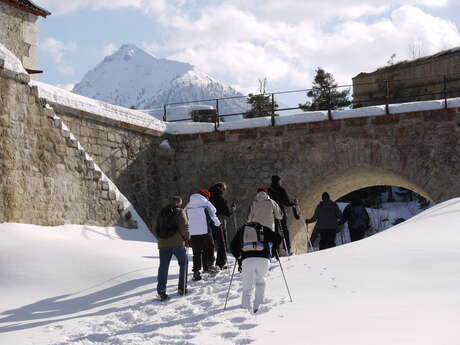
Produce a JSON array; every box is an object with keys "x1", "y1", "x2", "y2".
[{"x1": 37, "y1": 0, "x2": 460, "y2": 96}]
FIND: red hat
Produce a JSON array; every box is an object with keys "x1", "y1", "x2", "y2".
[
  {"x1": 257, "y1": 187, "x2": 268, "y2": 194},
  {"x1": 197, "y1": 189, "x2": 211, "y2": 199}
]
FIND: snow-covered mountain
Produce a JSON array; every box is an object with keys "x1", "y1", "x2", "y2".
[{"x1": 72, "y1": 44, "x2": 247, "y2": 121}]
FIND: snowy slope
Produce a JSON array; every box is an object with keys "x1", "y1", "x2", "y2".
[
  {"x1": 72, "y1": 44, "x2": 247, "y2": 120},
  {"x1": 1, "y1": 199, "x2": 460, "y2": 345}
]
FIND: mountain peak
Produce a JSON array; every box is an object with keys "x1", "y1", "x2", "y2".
[{"x1": 72, "y1": 45, "x2": 246, "y2": 118}]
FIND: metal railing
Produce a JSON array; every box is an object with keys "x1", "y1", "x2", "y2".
[{"x1": 156, "y1": 73, "x2": 460, "y2": 127}]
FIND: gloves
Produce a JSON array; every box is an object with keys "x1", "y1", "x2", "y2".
[{"x1": 231, "y1": 202, "x2": 237, "y2": 211}]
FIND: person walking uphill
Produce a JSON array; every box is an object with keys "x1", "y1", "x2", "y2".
[
  {"x1": 342, "y1": 198, "x2": 370, "y2": 242},
  {"x1": 184, "y1": 190, "x2": 221, "y2": 281},
  {"x1": 151, "y1": 196, "x2": 190, "y2": 301},
  {"x1": 268, "y1": 175, "x2": 296, "y2": 255},
  {"x1": 230, "y1": 222, "x2": 282, "y2": 314},
  {"x1": 306, "y1": 192, "x2": 342, "y2": 250},
  {"x1": 248, "y1": 188, "x2": 283, "y2": 232},
  {"x1": 209, "y1": 182, "x2": 235, "y2": 270}
]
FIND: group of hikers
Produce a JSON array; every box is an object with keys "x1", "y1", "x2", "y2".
[{"x1": 150, "y1": 175, "x2": 370, "y2": 313}]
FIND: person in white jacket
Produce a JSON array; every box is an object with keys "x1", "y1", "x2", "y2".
[
  {"x1": 248, "y1": 188, "x2": 283, "y2": 231},
  {"x1": 184, "y1": 190, "x2": 221, "y2": 281}
]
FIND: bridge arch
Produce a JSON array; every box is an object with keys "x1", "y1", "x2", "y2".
[{"x1": 287, "y1": 165, "x2": 433, "y2": 253}]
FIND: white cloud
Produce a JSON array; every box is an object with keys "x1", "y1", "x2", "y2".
[
  {"x1": 56, "y1": 83, "x2": 76, "y2": 91},
  {"x1": 38, "y1": 0, "x2": 143, "y2": 15},
  {"x1": 142, "y1": 3, "x2": 460, "y2": 94},
  {"x1": 41, "y1": 37, "x2": 77, "y2": 76},
  {"x1": 103, "y1": 43, "x2": 118, "y2": 56}
]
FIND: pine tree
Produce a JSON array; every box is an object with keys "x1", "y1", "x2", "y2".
[
  {"x1": 299, "y1": 67, "x2": 351, "y2": 111},
  {"x1": 244, "y1": 78, "x2": 278, "y2": 118}
]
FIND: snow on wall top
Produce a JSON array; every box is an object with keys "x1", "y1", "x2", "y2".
[
  {"x1": 29, "y1": 80, "x2": 460, "y2": 136},
  {"x1": 0, "y1": 42, "x2": 27, "y2": 75},
  {"x1": 31, "y1": 80, "x2": 167, "y2": 133}
]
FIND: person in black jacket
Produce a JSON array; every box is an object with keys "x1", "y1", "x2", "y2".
[
  {"x1": 306, "y1": 192, "x2": 342, "y2": 250},
  {"x1": 208, "y1": 182, "x2": 235, "y2": 269},
  {"x1": 230, "y1": 222, "x2": 282, "y2": 313},
  {"x1": 342, "y1": 198, "x2": 370, "y2": 242},
  {"x1": 268, "y1": 175, "x2": 296, "y2": 255}
]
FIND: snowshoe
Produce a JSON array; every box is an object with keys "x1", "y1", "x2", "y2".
[{"x1": 158, "y1": 292, "x2": 169, "y2": 301}]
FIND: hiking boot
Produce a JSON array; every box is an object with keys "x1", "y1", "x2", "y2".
[
  {"x1": 218, "y1": 265, "x2": 228, "y2": 270},
  {"x1": 205, "y1": 266, "x2": 219, "y2": 274},
  {"x1": 192, "y1": 272, "x2": 202, "y2": 281},
  {"x1": 158, "y1": 291, "x2": 169, "y2": 301},
  {"x1": 178, "y1": 288, "x2": 189, "y2": 296}
]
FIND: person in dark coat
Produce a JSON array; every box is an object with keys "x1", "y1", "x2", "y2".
[
  {"x1": 208, "y1": 182, "x2": 235, "y2": 269},
  {"x1": 306, "y1": 192, "x2": 342, "y2": 250},
  {"x1": 268, "y1": 175, "x2": 296, "y2": 255},
  {"x1": 342, "y1": 198, "x2": 370, "y2": 242}
]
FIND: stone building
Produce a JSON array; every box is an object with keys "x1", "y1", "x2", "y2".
[
  {"x1": 0, "y1": 0, "x2": 50, "y2": 72},
  {"x1": 352, "y1": 47, "x2": 460, "y2": 107}
]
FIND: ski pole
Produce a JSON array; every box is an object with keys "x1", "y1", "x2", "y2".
[
  {"x1": 276, "y1": 250, "x2": 293, "y2": 302},
  {"x1": 305, "y1": 222, "x2": 314, "y2": 252},
  {"x1": 224, "y1": 259, "x2": 238, "y2": 310}
]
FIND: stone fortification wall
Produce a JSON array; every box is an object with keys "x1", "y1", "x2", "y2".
[
  {"x1": 47, "y1": 103, "x2": 178, "y2": 228},
  {"x1": 0, "y1": 68, "x2": 124, "y2": 226},
  {"x1": 170, "y1": 108, "x2": 460, "y2": 252},
  {"x1": 0, "y1": 2, "x2": 38, "y2": 71}
]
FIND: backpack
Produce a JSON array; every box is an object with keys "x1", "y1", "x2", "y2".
[
  {"x1": 350, "y1": 205, "x2": 368, "y2": 229},
  {"x1": 156, "y1": 207, "x2": 179, "y2": 239},
  {"x1": 241, "y1": 223, "x2": 265, "y2": 252}
]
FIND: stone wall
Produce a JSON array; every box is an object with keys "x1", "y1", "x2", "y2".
[
  {"x1": 0, "y1": 2, "x2": 38, "y2": 71},
  {"x1": 49, "y1": 103, "x2": 179, "y2": 228},
  {"x1": 170, "y1": 109, "x2": 460, "y2": 252},
  {"x1": 0, "y1": 68, "x2": 123, "y2": 226},
  {"x1": 353, "y1": 50, "x2": 460, "y2": 107}
]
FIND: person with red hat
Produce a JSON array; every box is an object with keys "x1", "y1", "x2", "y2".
[{"x1": 184, "y1": 189, "x2": 221, "y2": 281}]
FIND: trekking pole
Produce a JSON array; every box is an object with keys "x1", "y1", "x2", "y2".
[
  {"x1": 183, "y1": 245, "x2": 189, "y2": 295},
  {"x1": 224, "y1": 259, "x2": 238, "y2": 310},
  {"x1": 276, "y1": 250, "x2": 293, "y2": 302},
  {"x1": 305, "y1": 222, "x2": 314, "y2": 252}
]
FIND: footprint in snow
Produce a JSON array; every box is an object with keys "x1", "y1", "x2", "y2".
[
  {"x1": 234, "y1": 338, "x2": 254, "y2": 344},
  {"x1": 230, "y1": 316, "x2": 247, "y2": 323},
  {"x1": 238, "y1": 323, "x2": 258, "y2": 330},
  {"x1": 221, "y1": 331, "x2": 239, "y2": 338}
]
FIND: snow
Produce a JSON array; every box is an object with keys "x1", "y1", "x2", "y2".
[
  {"x1": 0, "y1": 42, "x2": 27, "y2": 75},
  {"x1": 2, "y1": 198, "x2": 460, "y2": 345},
  {"x1": 30, "y1": 80, "x2": 167, "y2": 133}
]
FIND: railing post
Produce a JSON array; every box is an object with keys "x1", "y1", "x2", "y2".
[
  {"x1": 385, "y1": 80, "x2": 390, "y2": 114},
  {"x1": 327, "y1": 87, "x2": 332, "y2": 121},
  {"x1": 163, "y1": 104, "x2": 167, "y2": 121},
  {"x1": 271, "y1": 93, "x2": 275, "y2": 126},
  {"x1": 443, "y1": 75, "x2": 448, "y2": 109}
]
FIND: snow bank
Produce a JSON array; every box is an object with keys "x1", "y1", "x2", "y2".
[
  {"x1": 2, "y1": 199, "x2": 460, "y2": 345},
  {"x1": 0, "y1": 42, "x2": 27, "y2": 75}
]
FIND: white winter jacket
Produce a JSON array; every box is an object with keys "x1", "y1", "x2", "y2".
[
  {"x1": 184, "y1": 194, "x2": 221, "y2": 236},
  {"x1": 247, "y1": 192, "x2": 283, "y2": 231}
]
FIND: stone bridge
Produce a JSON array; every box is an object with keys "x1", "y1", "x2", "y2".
[{"x1": 2, "y1": 62, "x2": 460, "y2": 252}]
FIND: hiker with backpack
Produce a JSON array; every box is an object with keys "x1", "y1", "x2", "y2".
[
  {"x1": 342, "y1": 198, "x2": 370, "y2": 242},
  {"x1": 184, "y1": 190, "x2": 221, "y2": 281},
  {"x1": 230, "y1": 222, "x2": 282, "y2": 313},
  {"x1": 151, "y1": 196, "x2": 190, "y2": 301},
  {"x1": 268, "y1": 175, "x2": 296, "y2": 256},
  {"x1": 306, "y1": 192, "x2": 342, "y2": 250},
  {"x1": 208, "y1": 182, "x2": 235, "y2": 270}
]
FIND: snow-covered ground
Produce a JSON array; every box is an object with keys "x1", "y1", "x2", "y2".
[{"x1": 1, "y1": 198, "x2": 460, "y2": 345}]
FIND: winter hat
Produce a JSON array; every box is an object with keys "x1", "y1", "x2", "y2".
[
  {"x1": 257, "y1": 187, "x2": 268, "y2": 194},
  {"x1": 271, "y1": 175, "x2": 281, "y2": 185},
  {"x1": 197, "y1": 189, "x2": 211, "y2": 199},
  {"x1": 322, "y1": 192, "x2": 330, "y2": 201}
]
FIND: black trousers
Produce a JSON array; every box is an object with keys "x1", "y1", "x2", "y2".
[
  {"x1": 349, "y1": 227, "x2": 366, "y2": 242},
  {"x1": 211, "y1": 227, "x2": 227, "y2": 268},
  {"x1": 191, "y1": 233, "x2": 213, "y2": 272},
  {"x1": 275, "y1": 218, "x2": 291, "y2": 253},
  {"x1": 319, "y1": 228, "x2": 337, "y2": 250}
]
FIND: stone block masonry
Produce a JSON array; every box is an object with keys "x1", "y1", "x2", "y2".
[{"x1": 0, "y1": 67, "x2": 127, "y2": 226}]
